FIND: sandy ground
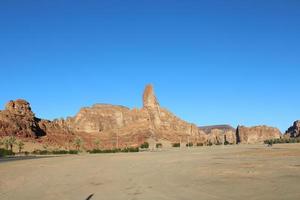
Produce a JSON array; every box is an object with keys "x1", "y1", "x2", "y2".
[{"x1": 1, "y1": 144, "x2": 300, "y2": 200}]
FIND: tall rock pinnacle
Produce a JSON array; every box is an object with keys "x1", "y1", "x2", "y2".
[{"x1": 143, "y1": 84, "x2": 160, "y2": 109}]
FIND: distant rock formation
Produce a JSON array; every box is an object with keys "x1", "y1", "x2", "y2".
[
  {"x1": 236, "y1": 125, "x2": 281, "y2": 144},
  {"x1": 284, "y1": 120, "x2": 300, "y2": 138},
  {"x1": 0, "y1": 99, "x2": 45, "y2": 138},
  {"x1": 0, "y1": 85, "x2": 285, "y2": 148},
  {"x1": 199, "y1": 125, "x2": 236, "y2": 144}
]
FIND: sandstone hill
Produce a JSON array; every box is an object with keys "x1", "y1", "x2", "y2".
[{"x1": 0, "y1": 85, "x2": 285, "y2": 149}]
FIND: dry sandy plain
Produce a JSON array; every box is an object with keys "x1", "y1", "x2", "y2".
[{"x1": 1, "y1": 144, "x2": 300, "y2": 200}]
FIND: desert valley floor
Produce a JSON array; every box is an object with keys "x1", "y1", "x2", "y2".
[{"x1": 1, "y1": 144, "x2": 300, "y2": 200}]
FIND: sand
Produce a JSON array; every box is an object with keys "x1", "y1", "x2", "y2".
[{"x1": 1, "y1": 144, "x2": 300, "y2": 200}]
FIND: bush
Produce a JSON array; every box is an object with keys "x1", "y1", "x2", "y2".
[
  {"x1": 186, "y1": 142, "x2": 193, "y2": 147},
  {"x1": 32, "y1": 150, "x2": 50, "y2": 155},
  {"x1": 0, "y1": 148, "x2": 14, "y2": 157},
  {"x1": 88, "y1": 147, "x2": 139, "y2": 154},
  {"x1": 172, "y1": 143, "x2": 180, "y2": 147},
  {"x1": 68, "y1": 150, "x2": 79, "y2": 154},
  {"x1": 196, "y1": 143, "x2": 203, "y2": 146},
  {"x1": 264, "y1": 138, "x2": 300, "y2": 145},
  {"x1": 52, "y1": 150, "x2": 69, "y2": 154},
  {"x1": 140, "y1": 142, "x2": 149, "y2": 149},
  {"x1": 32, "y1": 149, "x2": 79, "y2": 155},
  {"x1": 156, "y1": 143, "x2": 162, "y2": 148},
  {"x1": 121, "y1": 147, "x2": 139, "y2": 152}
]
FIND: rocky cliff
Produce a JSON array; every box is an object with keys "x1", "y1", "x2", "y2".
[
  {"x1": 67, "y1": 84, "x2": 202, "y2": 145},
  {"x1": 0, "y1": 99, "x2": 45, "y2": 138},
  {"x1": 284, "y1": 120, "x2": 300, "y2": 138},
  {"x1": 0, "y1": 85, "x2": 285, "y2": 149},
  {"x1": 236, "y1": 125, "x2": 281, "y2": 144}
]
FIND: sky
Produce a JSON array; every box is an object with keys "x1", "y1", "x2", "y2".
[{"x1": 0, "y1": 0, "x2": 299, "y2": 132}]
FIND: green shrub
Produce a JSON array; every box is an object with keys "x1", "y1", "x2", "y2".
[
  {"x1": 140, "y1": 142, "x2": 149, "y2": 149},
  {"x1": 68, "y1": 150, "x2": 79, "y2": 154},
  {"x1": 172, "y1": 143, "x2": 180, "y2": 147},
  {"x1": 0, "y1": 148, "x2": 14, "y2": 157},
  {"x1": 264, "y1": 138, "x2": 300, "y2": 145},
  {"x1": 32, "y1": 150, "x2": 50, "y2": 155},
  {"x1": 186, "y1": 142, "x2": 193, "y2": 147},
  {"x1": 52, "y1": 150, "x2": 69, "y2": 154},
  {"x1": 122, "y1": 147, "x2": 139, "y2": 152},
  {"x1": 88, "y1": 147, "x2": 139, "y2": 154},
  {"x1": 32, "y1": 149, "x2": 79, "y2": 155}
]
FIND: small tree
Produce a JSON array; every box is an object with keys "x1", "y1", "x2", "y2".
[
  {"x1": 17, "y1": 140, "x2": 25, "y2": 153},
  {"x1": 94, "y1": 139, "x2": 100, "y2": 149},
  {"x1": 8, "y1": 136, "x2": 17, "y2": 151},
  {"x1": 74, "y1": 137, "x2": 83, "y2": 151},
  {"x1": 2, "y1": 137, "x2": 10, "y2": 150}
]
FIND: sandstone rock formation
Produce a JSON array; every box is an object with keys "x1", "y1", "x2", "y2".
[
  {"x1": 236, "y1": 125, "x2": 281, "y2": 144},
  {"x1": 199, "y1": 125, "x2": 236, "y2": 144},
  {"x1": 284, "y1": 120, "x2": 300, "y2": 138},
  {"x1": 0, "y1": 85, "x2": 285, "y2": 149},
  {"x1": 0, "y1": 99, "x2": 45, "y2": 138},
  {"x1": 67, "y1": 84, "x2": 202, "y2": 146}
]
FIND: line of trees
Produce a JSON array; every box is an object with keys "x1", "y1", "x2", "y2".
[{"x1": 0, "y1": 136, "x2": 25, "y2": 153}]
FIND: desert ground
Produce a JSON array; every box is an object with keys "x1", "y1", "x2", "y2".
[{"x1": 1, "y1": 144, "x2": 300, "y2": 200}]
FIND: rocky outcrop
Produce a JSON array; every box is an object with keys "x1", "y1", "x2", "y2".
[
  {"x1": 199, "y1": 125, "x2": 236, "y2": 134},
  {"x1": 236, "y1": 125, "x2": 281, "y2": 144},
  {"x1": 0, "y1": 99, "x2": 45, "y2": 138},
  {"x1": 284, "y1": 120, "x2": 300, "y2": 138},
  {"x1": 67, "y1": 84, "x2": 202, "y2": 145},
  {"x1": 199, "y1": 125, "x2": 236, "y2": 144},
  {"x1": 0, "y1": 85, "x2": 285, "y2": 148}
]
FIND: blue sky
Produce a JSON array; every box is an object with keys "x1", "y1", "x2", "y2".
[{"x1": 0, "y1": 0, "x2": 299, "y2": 131}]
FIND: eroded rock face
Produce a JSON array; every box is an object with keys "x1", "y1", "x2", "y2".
[
  {"x1": 236, "y1": 125, "x2": 281, "y2": 144},
  {"x1": 199, "y1": 125, "x2": 236, "y2": 144},
  {"x1": 0, "y1": 99, "x2": 45, "y2": 138},
  {"x1": 67, "y1": 85, "x2": 202, "y2": 144},
  {"x1": 1, "y1": 85, "x2": 284, "y2": 148},
  {"x1": 285, "y1": 120, "x2": 300, "y2": 138}
]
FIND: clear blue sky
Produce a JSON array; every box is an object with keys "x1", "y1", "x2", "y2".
[{"x1": 0, "y1": 0, "x2": 299, "y2": 132}]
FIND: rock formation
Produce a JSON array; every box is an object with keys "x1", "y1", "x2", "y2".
[
  {"x1": 236, "y1": 125, "x2": 281, "y2": 144},
  {"x1": 0, "y1": 85, "x2": 285, "y2": 149},
  {"x1": 284, "y1": 120, "x2": 300, "y2": 138},
  {"x1": 67, "y1": 84, "x2": 202, "y2": 145},
  {"x1": 199, "y1": 125, "x2": 236, "y2": 144},
  {"x1": 0, "y1": 99, "x2": 45, "y2": 138}
]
